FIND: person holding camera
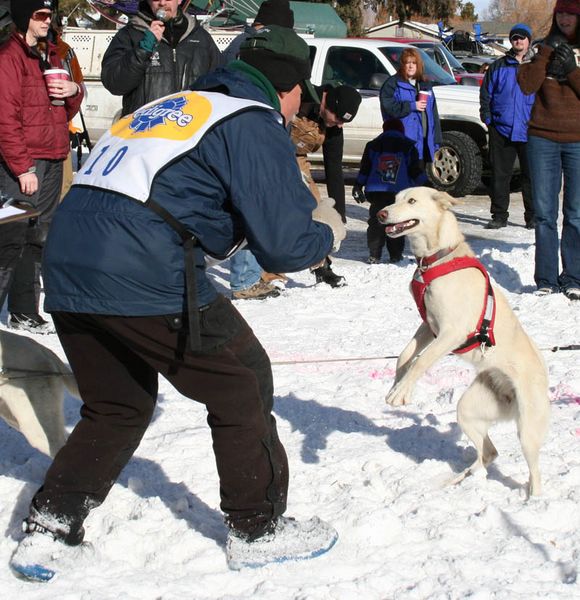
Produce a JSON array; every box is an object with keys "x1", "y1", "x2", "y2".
[{"x1": 517, "y1": 0, "x2": 580, "y2": 300}]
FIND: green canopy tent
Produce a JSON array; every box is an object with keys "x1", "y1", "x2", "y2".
[{"x1": 192, "y1": 0, "x2": 347, "y2": 38}]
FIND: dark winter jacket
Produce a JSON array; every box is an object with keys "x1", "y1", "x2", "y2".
[
  {"x1": 42, "y1": 67, "x2": 333, "y2": 316},
  {"x1": 101, "y1": 9, "x2": 222, "y2": 116},
  {"x1": 0, "y1": 32, "x2": 83, "y2": 177},
  {"x1": 293, "y1": 86, "x2": 347, "y2": 217},
  {"x1": 356, "y1": 130, "x2": 426, "y2": 193},
  {"x1": 379, "y1": 75, "x2": 442, "y2": 162},
  {"x1": 221, "y1": 25, "x2": 256, "y2": 65},
  {"x1": 479, "y1": 50, "x2": 535, "y2": 142}
]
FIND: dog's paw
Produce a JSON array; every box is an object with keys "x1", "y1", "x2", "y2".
[{"x1": 385, "y1": 384, "x2": 412, "y2": 406}]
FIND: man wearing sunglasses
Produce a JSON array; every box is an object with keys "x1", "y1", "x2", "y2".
[
  {"x1": 0, "y1": 0, "x2": 83, "y2": 333},
  {"x1": 480, "y1": 23, "x2": 536, "y2": 230}
]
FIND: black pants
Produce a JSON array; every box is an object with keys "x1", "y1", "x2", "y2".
[
  {"x1": 367, "y1": 192, "x2": 405, "y2": 260},
  {"x1": 31, "y1": 296, "x2": 289, "y2": 541},
  {"x1": 488, "y1": 126, "x2": 534, "y2": 223},
  {"x1": 0, "y1": 159, "x2": 63, "y2": 313}
]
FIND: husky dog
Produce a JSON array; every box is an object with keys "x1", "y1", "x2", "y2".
[
  {"x1": 0, "y1": 330, "x2": 79, "y2": 457},
  {"x1": 378, "y1": 187, "x2": 550, "y2": 496}
]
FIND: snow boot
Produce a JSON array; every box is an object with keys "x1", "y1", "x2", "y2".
[{"x1": 226, "y1": 515, "x2": 338, "y2": 570}]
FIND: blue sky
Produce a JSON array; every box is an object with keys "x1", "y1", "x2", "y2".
[{"x1": 471, "y1": 0, "x2": 490, "y2": 18}]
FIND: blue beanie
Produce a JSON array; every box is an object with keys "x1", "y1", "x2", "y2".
[{"x1": 509, "y1": 23, "x2": 532, "y2": 42}]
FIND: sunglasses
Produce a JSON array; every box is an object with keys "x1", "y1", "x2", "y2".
[
  {"x1": 31, "y1": 11, "x2": 53, "y2": 22},
  {"x1": 510, "y1": 35, "x2": 526, "y2": 41}
]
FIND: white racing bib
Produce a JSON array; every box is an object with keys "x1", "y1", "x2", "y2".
[{"x1": 74, "y1": 91, "x2": 279, "y2": 201}]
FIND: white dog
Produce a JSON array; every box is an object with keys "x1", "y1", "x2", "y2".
[
  {"x1": 377, "y1": 187, "x2": 550, "y2": 496},
  {"x1": 0, "y1": 329, "x2": 79, "y2": 457}
]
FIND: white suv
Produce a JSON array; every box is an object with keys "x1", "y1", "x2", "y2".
[{"x1": 306, "y1": 38, "x2": 489, "y2": 197}]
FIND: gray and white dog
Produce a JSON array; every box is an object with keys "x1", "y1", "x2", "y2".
[{"x1": 0, "y1": 329, "x2": 79, "y2": 457}]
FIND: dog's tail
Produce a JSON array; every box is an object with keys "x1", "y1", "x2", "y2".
[
  {"x1": 49, "y1": 354, "x2": 81, "y2": 400},
  {"x1": 62, "y1": 372, "x2": 81, "y2": 400}
]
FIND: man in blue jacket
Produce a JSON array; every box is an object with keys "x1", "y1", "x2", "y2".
[
  {"x1": 480, "y1": 23, "x2": 536, "y2": 229},
  {"x1": 10, "y1": 26, "x2": 344, "y2": 580}
]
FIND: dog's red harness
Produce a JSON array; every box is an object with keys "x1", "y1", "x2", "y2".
[{"x1": 412, "y1": 250, "x2": 497, "y2": 354}]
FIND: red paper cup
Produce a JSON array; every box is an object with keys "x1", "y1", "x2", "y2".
[
  {"x1": 43, "y1": 68, "x2": 70, "y2": 105},
  {"x1": 417, "y1": 90, "x2": 431, "y2": 103}
]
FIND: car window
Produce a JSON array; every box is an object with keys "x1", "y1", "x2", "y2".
[
  {"x1": 438, "y1": 45, "x2": 466, "y2": 71},
  {"x1": 379, "y1": 46, "x2": 456, "y2": 86},
  {"x1": 322, "y1": 46, "x2": 388, "y2": 89},
  {"x1": 309, "y1": 46, "x2": 316, "y2": 66}
]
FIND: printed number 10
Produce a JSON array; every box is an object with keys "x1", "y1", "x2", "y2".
[{"x1": 83, "y1": 145, "x2": 129, "y2": 176}]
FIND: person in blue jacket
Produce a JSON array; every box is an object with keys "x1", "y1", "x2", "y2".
[
  {"x1": 379, "y1": 47, "x2": 442, "y2": 169},
  {"x1": 9, "y1": 26, "x2": 344, "y2": 580},
  {"x1": 352, "y1": 119, "x2": 426, "y2": 264},
  {"x1": 480, "y1": 23, "x2": 536, "y2": 229}
]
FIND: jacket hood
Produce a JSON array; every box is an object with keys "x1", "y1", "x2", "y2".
[{"x1": 193, "y1": 66, "x2": 275, "y2": 107}]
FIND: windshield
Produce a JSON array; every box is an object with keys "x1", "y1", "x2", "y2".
[
  {"x1": 437, "y1": 44, "x2": 467, "y2": 72},
  {"x1": 379, "y1": 46, "x2": 457, "y2": 86}
]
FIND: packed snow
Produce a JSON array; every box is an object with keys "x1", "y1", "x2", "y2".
[{"x1": 1, "y1": 186, "x2": 579, "y2": 599}]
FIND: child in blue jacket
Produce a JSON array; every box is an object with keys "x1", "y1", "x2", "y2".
[{"x1": 353, "y1": 119, "x2": 426, "y2": 263}]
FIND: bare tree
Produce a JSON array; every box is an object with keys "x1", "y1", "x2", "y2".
[{"x1": 487, "y1": 0, "x2": 555, "y2": 37}]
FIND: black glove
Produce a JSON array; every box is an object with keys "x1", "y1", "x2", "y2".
[
  {"x1": 553, "y1": 43, "x2": 577, "y2": 76},
  {"x1": 547, "y1": 55, "x2": 565, "y2": 78},
  {"x1": 352, "y1": 184, "x2": 367, "y2": 204}
]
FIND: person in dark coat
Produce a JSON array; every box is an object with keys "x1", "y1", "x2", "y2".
[
  {"x1": 0, "y1": 0, "x2": 83, "y2": 333},
  {"x1": 9, "y1": 25, "x2": 343, "y2": 580},
  {"x1": 101, "y1": 0, "x2": 222, "y2": 117}
]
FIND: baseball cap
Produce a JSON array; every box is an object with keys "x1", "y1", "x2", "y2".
[
  {"x1": 239, "y1": 25, "x2": 313, "y2": 92},
  {"x1": 324, "y1": 85, "x2": 362, "y2": 123}
]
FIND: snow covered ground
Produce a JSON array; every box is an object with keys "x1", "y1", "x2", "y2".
[{"x1": 1, "y1": 187, "x2": 579, "y2": 599}]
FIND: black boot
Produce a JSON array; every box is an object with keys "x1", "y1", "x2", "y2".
[{"x1": 313, "y1": 258, "x2": 346, "y2": 288}]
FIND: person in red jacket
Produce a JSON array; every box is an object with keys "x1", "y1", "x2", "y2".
[{"x1": 0, "y1": 0, "x2": 83, "y2": 333}]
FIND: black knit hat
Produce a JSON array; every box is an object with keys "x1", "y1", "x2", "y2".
[
  {"x1": 240, "y1": 25, "x2": 311, "y2": 92},
  {"x1": 10, "y1": 0, "x2": 52, "y2": 32},
  {"x1": 324, "y1": 85, "x2": 362, "y2": 123},
  {"x1": 254, "y1": 0, "x2": 294, "y2": 28}
]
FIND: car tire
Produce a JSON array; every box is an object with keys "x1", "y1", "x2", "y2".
[{"x1": 427, "y1": 131, "x2": 482, "y2": 197}]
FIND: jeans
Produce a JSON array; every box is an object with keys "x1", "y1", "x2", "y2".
[
  {"x1": 229, "y1": 249, "x2": 262, "y2": 292},
  {"x1": 527, "y1": 135, "x2": 580, "y2": 291}
]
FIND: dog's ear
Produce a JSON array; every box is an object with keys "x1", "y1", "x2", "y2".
[{"x1": 432, "y1": 191, "x2": 461, "y2": 210}]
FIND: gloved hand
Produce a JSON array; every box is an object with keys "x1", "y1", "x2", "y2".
[
  {"x1": 312, "y1": 196, "x2": 346, "y2": 252},
  {"x1": 352, "y1": 183, "x2": 367, "y2": 204},
  {"x1": 553, "y1": 43, "x2": 577, "y2": 76},
  {"x1": 547, "y1": 54, "x2": 565, "y2": 78}
]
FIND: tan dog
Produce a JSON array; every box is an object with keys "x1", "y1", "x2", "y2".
[
  {"x1": 0, "y1": 329, "x2": 79, "y2": 457},
  {"x1": 377, "y1": 187, "x2": 550, "y2": 496}
]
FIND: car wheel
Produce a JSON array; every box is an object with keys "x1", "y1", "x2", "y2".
[{"x1": 427, "y1": 131, "x2": 482, "y2": 197}]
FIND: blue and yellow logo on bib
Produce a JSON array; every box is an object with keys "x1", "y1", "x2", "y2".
[{"x1": 110, "y1": 92, "x2": 212, "y2": 141}]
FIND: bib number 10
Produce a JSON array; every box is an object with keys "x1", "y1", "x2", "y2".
[{"x1": 83, "y1": 145, "x2": 129, "y2": 177}]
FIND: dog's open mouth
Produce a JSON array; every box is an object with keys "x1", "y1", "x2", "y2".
[{"x1": 384, "y1": 219, "x2": 419, "y2": 236}]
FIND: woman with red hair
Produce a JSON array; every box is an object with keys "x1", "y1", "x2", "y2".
[{"x1": 379, "y1": 47, "x2": 442, "y2": 169}]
